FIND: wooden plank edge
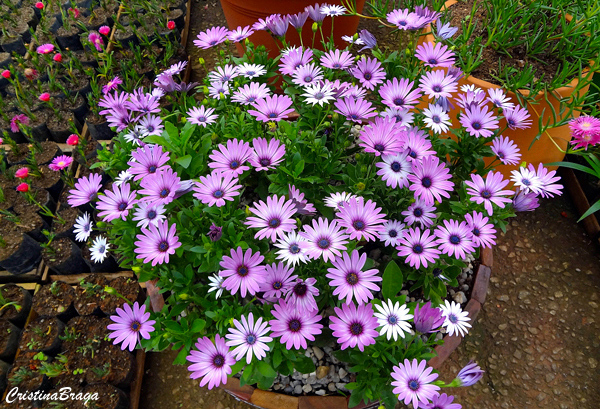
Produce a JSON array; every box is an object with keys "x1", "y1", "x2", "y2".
[
  {"x1": 130, "y1": 349, "x2": 146, "y2": 409},
  {"x1": 48, "y1": 270, "x2": 135, "y2": 285},
  {"x1": 180, "y1": 0, "x2": 192, "y2": 47}
]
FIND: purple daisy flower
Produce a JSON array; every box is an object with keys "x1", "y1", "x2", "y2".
[
  {"x1": 408, "y1": 156, "x2": 455, "y2": 206},
  {"x1": 286, "y1": 277, "x2": 319, "y2": 312},
  {"x1": 300, "y1": 218, "x2": 349, "y2": 262},
  {"x1": 379, "y1": 220, "x2": 406, "y2": 247},
  {"x1": 126, "y1": 88, "x2": 161, "y2": 114},
  {"x1": 512, "y1": 188, "x2": 540, "y2": 212},
  {"x1": 434, "y1": 219, "x2": 476, "y2": 260},
  {"x1": 266, "y1": 14, "x2": 289, "y2": 37},
  {"x1": 270, "y1": 300, "x2": 323, "y2": 350},
  {"x1": 247, "y1": 94, "x2": 294, "y2": 123},
  {"x1": 456, "y1": 89, "x2": 486, "y2": 111},
  {"x1": 415, "y1": 42, "x2": 455, "y2": 68},
  {"x1": 208, "y1": 81, "x2": 230, "y2": 99},
  {"x1": 127, "y1": 145, "x2": 171, "y2": 181},
  {"x1": 402, "y1": 199, "x2": 437, "y2": 228},
  {"x1": 97, "y1": 183, "x2": 137, "y2": 222},
  {"x1": 413, "y1": 301, "x2": 444, "y2": 333},
  {"x1": 288, "y1": 184, "x2": 316, "y2": 215},
  {"x1": 329, "y1": 302, "x2": 379, "y2": 352},
  {"x1": 193, "y1": 171, "x2": 242, "y2": 207},
  {"x1": 334, "y1": 97, "x2": 378, "y2": 123},
  {"x1": 187, "y1": 335, "x2": 236, "y2": 390},
  {"x1": 187, "y1": 106, "x2": 218, "y2": 127},
  {"x1": 219, "y1": 247, "x2": 266, "y2": 297},
  {"x1": 465, "y1": 211, "x2": 496, "y2": 248},
  {"x1": 324, "y1": 192, "x2": 357, "y2": 211},
  {"x1": 67, "y1": 173, "x2": 103, "y2": 207},
  {"x1": 288, "y1": 11, "x2": 309, "y2": 30},
  {"x1": 260, "y1": 262, "x2": 298, "y2": 300},
  {"x1": 249, "y1": 138, "x2": 286, "y2": 171},
  {"x1": 456, "y1": 361, "x2": 484, "y2": 386},
  {"x1": 386, "y1": 9, "x2": 427, "y2": 30},
  {"x1": 134, "y1": 220, "x2": 181, "y2": 266},
  {"x1": 326, "y1": 250, "x2": 382, "y2": 305},
  {"x1": 107, "y1": 302, "x2": 155, "y2": 352},
  {"x1": 422, "y1": 393, "x2": 462, "y2": 409},
  {"x1": 460, "y1": 105, "x2": 499, "y2": 138},
  {"x1": 102, "y1": 76, "x2": 122, "y2": 94},
  {"x1": 208, "y1": 65, "x2": 239, "y2": 84},
  {"x1": 138, "y1": 114, "x2": 164, "y2": 137},
  {"x1": 194, "y1": 26, "x2": 229, "y2": 49},
  {"x1": 237, "y1": 63, "x2": 266, "y2": 79},
  {"x1": 132, "y1": 201, "x2": 166, "y2": 229},
  {"x1": 376, "y1": 151, "x2": 412, "y2": 189},
  {"x1": 10, "y1": 114, "x2": 29, "y2": 133},
  {"x1": 491, "y1": 135, "x2": 521, "y2": 165},
  {"x1": 529, "y1": 163, "x2": 563, "y2": 198},
  {"x1": 138, "y1": 168, "x2": 181, "y2": 206},
  {"x1": 509, "y1": 167, "x2": 543, "y2": 195},
  {"x1": 227, "y1": 25, "x2": 254, "y2": 42},
  {"x1": 336, "y1": 197, "x2": 387, "y2": 242},
  {"x1": 232, "y1": 82, "x2": 270, "y2": 105},
  {"x1": 391, "y1": 359, "x2": 440, "y2": 409},
  {"x1": 436, "y1": 20, "x2": 458, "y2": 40},
  {"x1": 321, "y1": 49, "x2": 354, "y2": 70},
  {"x1": 350, "y1": 57, "x2": 385, "y2": 90},
  {"x1": 48, "y1": 155, "x2": 73, "y2": 171},
  {"x1": 225, "y1": 313, "x2": 272, "y2": 364},
  {"x1": 342, "y1": 83, "x2": 367, "y2": 100},
  {"x1": 503, "y1": 105, "x2": 532, "y2": 129},
  {"x1": 465, "y1": 171, "x2": 514, "y2": 216},
  {"x1": 487, "y1": 88, "x2": 514, "y2": 110},
  {"x1": 245, "y1": 195, "x2": 297, "y2": 242},
  {"x1": 358, "y1": 116, "x2": 404, "y2": 156},
  {"x1": 400, "y1": 127, "x2": 436, "y2": 162},
  {"x1": 419, "y1": 69, "x2": 457, "y2": 100},
  {"x1": 291, "y1": 62, "x2": 323, "y2": 87},
  {"x1": 279, "y1": 47, "x2": 313, "y2": 76},
  {"x1": 379, "y1": 78, "x2": 422, "y2": 111},
  {"x1": 305, "y1": 3, "x2": 325, "y2": 21},
  {"x1": 208, "y1": 139, "x2": 252, "y2": 176},
  {"x1": 397, "y1": 227, "x2": 440, "y2": 269},
  {"x1": 358, "y1": 29, "x2": 377, "y2": 51}
]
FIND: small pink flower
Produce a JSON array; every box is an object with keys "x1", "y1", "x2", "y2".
[
  {"x1": 99, "y1": 25, "x2": 110, "y2": 36},
  {"x1": 16, "y1": 183, "x2": 29, "y2": 193},
  {"x1": 167, "y1": 21, "x2": 175, "y2": 30},
  {"x1": 49, "y1": 155, "x2": 73, "y2": 171},
  {"x1": 68, "y1": 7, "x2": 80, "y2": 18},
  {"x1": 15, "y1": 168, "x2": 29, "y2": 179},
  {"x1": 24, "y1": 69, "x2": 38, "y2": 80},
  {"x1": 66, "y1": 134, "x2": 79, "y2": 146},
  {"x1": 88, "y1": 32, "x2": 104, "y2": 51},
  {"x1": 1, "y1": 70, "x2": 10, "y2": 79},
  {"x1": 53, "y1": 53, "x2": 62, "y2": 62},
  {"x1": 36, "y1": 43, "x2": 54, "y2": 54},
  {"x1": 39, "y1": 93, "x2": 50, "y2": 102},
  {"x1": 35, "y1": 2, "x2": 44, "y2": 9}
]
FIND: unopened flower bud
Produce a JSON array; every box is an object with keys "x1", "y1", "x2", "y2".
[
  {"x1": 198, "y1": 57, "x2": 205, "y2": 66},
  {"x1": 167, "y1": 21, "x2": 176, "y2": 30},
  {"x1": 16, "y1": 183, "x2": 29, "y2": 192},
  {"x1": 15, "y1": 168, "x2": 29, "y2": 179},
  {"x1": 53, "y1": 53, "x2": 62, "y2": 62},
  {"x1": 66, "y1": 134, "x2": 79, "y2": 145},
  {"x1": 355, "y1": 182, "x2": 366, "y2": 191},
  {"x1": 312, "y1": 22, "x2": 318, "y2": 32},
  {"x1": 207, "y1": 224, "x2": 222, "y2": 242},
  {"x1": 35, "y1": 1, "x2": 44, "y2": 9},
  {"x1": 99, "y1": 25, "x2": 110, "y2": 36},
  {"x1": 39, "y1": 93, "x2": 50, "y2": 102},
  {"x1": 1, "y1": 70, "x2": 9, "y2": 79}
]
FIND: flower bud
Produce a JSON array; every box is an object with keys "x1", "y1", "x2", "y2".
[
  {"x1": 1, "y1": 70, "x2": 9, "y2": 79},
  {"x1": 99, "y1": 25, "x2": 110, "y2": 36},
  {"x1": 103, "y1": 286, "x2": 117, "y2": 295},
  {"x1": 456, "y1": 361, "x2": 484, "y2": 386},
  {"x1": 198, "y1": 57, "x2": 205, "y2": 65},
  {"x1": 15, "y1": 168, "x2": 29, "y2": 179},
  {"x1": 207, "y1": 224, "x2": 222, "y2": 242},
  {"x1": 178, "y1": 293, "x2": 189, "y2": 300},
  {"x1": 312, "y1": 22, "x2": 318, "y2": 32},
  {"x1": 355, "y1": 182, "x2": 366, "y2": 191},
  {"x1": 35, "y1": 1, "x2": 44, "y2": 9},
  {"x1": 53, "y1": 53, "x2": 62, "y2": 62},
  {"x1": 167, "y1": 21, "x2": 175, "y2": 30},
  {"x1": 39, "y1": 93, "x2": 50, "y2": 102},
  {"x1": 16, "y1": 183, "x2": 29, "y2": 192},
  {"x1": 66, "y1": 134, "x2": 79, "y2": 146}
]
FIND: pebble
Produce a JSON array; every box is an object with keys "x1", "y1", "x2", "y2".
[
  {"x1": 302, "y1": 384, "x2": 312, "y2": 393},
  {"x1": 328, "y1": 382, "x2": 337, "y2": 392},
  {"x1": 339, "y1": 368, "x2": 348, "y2": 378},
  {"x1": 315, "y1": 389, "x2": 326, "y2": 396},
  {"x1": 453, "y1": 291, "x2": 467, "y2": 304},
  {"x1": 294, "y1": 385, "x2": 302, "y2": 395},
  {"x1": 316, "y1": 366, "x2": 329, "y2": 379},
  {"x1": 313, "y1": 346, "x2": 325, "y2": 360},
  {"x1": 336, "y1": 382, "x2": 348, "y2": 391},
  {"x1": 497, "y1": 294, "x2": 510, "y2": 302}
]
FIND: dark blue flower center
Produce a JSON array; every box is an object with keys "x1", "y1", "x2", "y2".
[
  {"x1": 213, "y1": 190, "x2": 224, "y2": 198},
  {"x1": 118, "y1": 202, "x2": 127, "y2": 211},
  {"x1": 350, "y1": 322, "x2": 363, "y2": 335},
  {"x1": 389, "y1": 229, "x2": 398, "y2": 237},
  {"x1": 269, "y1": 218, "x2": 281, "y2": 228},
  {"x1": 230, "y1": 160, "x2": 240, "y2": 169},
  {"x1": 260, "y1": 158, "x2": 271, "y2": 167},
  {"x1": 158, "y1": 241, "x2": 169, "y2": 252},
  {"x1": 391, "y1": 162, "x2": 401, "y2": 172},
  {"x1": 353, "y1": 220, "x2": 365, "y2": 230},
  {"x1": 213, "y1": 354, "x2": 224, "y2": 367},
  {"x1": 273, "y1": 281, "x2": 282, "y2": 290},
  {"x1": 433, "y1": 85, "x2": 442, "y2": 93},
  {"x1": 422, "y1": 177, "x2": 432, "y2": 188},
  {"x1": 237, "y1": 265, "x2": 249, "y2": 276},
  {"x1": 432, "y1": 116, "x2": 441, "y2": 124},
  {"x1": 481, "y1": 190, "x2": 492, "y2": 199},
  {"x1": 473, "y1": 227, "x2": 481, "y2": 236},
  {"x1": 408, "y1": 380, "x2": 419, "y2": 391},
  {"x1": 472, "y1": 122, "x2": 482, "y2": 130},
  {"x1": 149, "y1": 165, "x2": 157, "y2": 173},
  {"x1": 268, "y1": 113, "x2": 277, "y2": 118},
  {"x1": 413, "y1": 244, "x2": 424, "y2": 254},
  {"x1": 333, "y1": 63, "x2": 341, "y2": 69},
  {"x1": 147, "y1": 210, "x2": 157, "y2": 219},
  {"x1": 508, "y1": 119, "x2": 515, "y2": 126},
  {"x1": 408, "y1": 150, "x2": 417, "y2": 158},
  {"x1": 363, "y1": 73, "x2": 372, "y2": 80},
  {"x1": 350, "y1": 114, "x2": 358, "y2": 120},
  {"x1": 522, "y1": 179, "x2": 531, "y2": 186},
  {"x1": 130, "y1": 321, "x2": 141, "y2": 331},
  {"x1": 346, "y1": 272, "x2": 359, "y2": 285},
  {"x1": 304, "y1": 76, "x2": 313, "y2": 82},
  {"x1": 198, "y1": 116, "x2": 206, "y2": 122},
  {"x1": 428, "y1": 58, "x2": 438, "y2": 64},
  {"x1": 147, "y1": 125, "x2": 155, "y2": 132},
  {"x1": 294, "y1": 282, "x2": 307, "y2": 296},
  {"x1": 247, "y1": 71, "x2": 255, "y2": 76},
  {"x1": 246, "y1": 334, "x2": 256, "y2": 345},
  {"x1": 414, "y1": 208, "x2": 423, "y2": 217},
  {"x1": 374, "y1": 143, "x2": 385, "y2": 152},
  {"x1": 318, "y1": 238, "x2": 330, "y2": 249},
  {"x1": 315, "y1": 92, "x2": 325, "y2": 99},
  {"x1": 160, "y1": 188, "x2": 169, "y2": 198},
  {"x1": 393, "y1": 97, "x2": 404, "y2": 106},
  {"x1": 449, "y1": 314, "x2": 458, "y2": 323},
  {"x1": 388, "y1": 315, "x2": 398, "y2": 325},
  {"x1": 289, "y1": 319, "x2": 301, "y2": 332},
  {"x1": 248, "y1": 97, "x2": 256, "y2": 102},
  {"x1": 450, "y1": 234, "x2": 461, "y2": 244},
  {"x1": 290, "y1": 244, "x2": 301, "y2": 254}
]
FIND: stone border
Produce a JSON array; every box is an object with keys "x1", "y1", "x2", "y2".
[{"x1": 219, "y1": 247, "x2": 494, "y2": 408}]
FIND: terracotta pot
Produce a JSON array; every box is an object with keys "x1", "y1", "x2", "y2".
[
  {"x1": 219, "y1": 0, "x2": 366, "y2": 58},
  {"x1": 432, "y1": 0, "x2": 593, "y2": 178}
]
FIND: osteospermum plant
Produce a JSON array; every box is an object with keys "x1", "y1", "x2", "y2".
[{"x1": 67, "y1": 3, "x2": 569, "y2": 408}]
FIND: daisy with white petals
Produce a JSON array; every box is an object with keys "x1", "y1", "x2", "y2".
[
  {"x1": 439, "y1": 300, "x2": 471, "y2": 337},
  {"x1": 374, "y1": 299, "x2": 413, "y2": 341}
]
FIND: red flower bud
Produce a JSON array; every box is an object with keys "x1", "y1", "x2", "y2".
[
  {"x1": 16, "y1": 183, "x2": 29, "y2": 193},
  {"x1": 53, "y1": 53, "x2": 62, "y2": 63},
  {"x1": 1, "y1": 70, "x2": 9, "y2": 79},
  {"x1": 66, "y1": 134, "x2": 79, "y2": 146},
  {"x1": 39, "y1": 93, "x2": 50, "y2": 102},
  {"x1": 35, "y1": 2, "x2": 44, "y2": 9},
  {"x1": 15, "y1": 168, "x2": 29, "y2": 179},
  {"x1": 167, "y1": 21, "x2": 176, "y2": 30},
  {"x1": 24, "y1": 68, "x2": 38, "y2": 80},
  {"x1": 99, "y1": 25, "x2": 110, "y2": 36}
]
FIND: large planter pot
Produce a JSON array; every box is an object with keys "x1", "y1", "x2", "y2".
[
  {"x1": 433, "y1": 0, "x2": 593, "y2": 178},
  {"x1": 216, "y1": 247, "x2": 494, "y2": 408},
  {"x1": 219, "y1": 0, "x2": 366, "y2": 58}
]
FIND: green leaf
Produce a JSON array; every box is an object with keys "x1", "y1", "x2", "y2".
[
  {"x1": 230, "y1": 359, "x2": 245, "y2": 376},
  {"x1": 239, "y1": 362, "x2": 256, "y2": 387},
  {"x1": 257, "y1": 360, "x2": 277, "y2": 378},
  {"x1": 294, "y1": 355, "x2": 315, "y2": 374},
  {"x1": 578, "y1": 199, "x2": 600, "y2": 222},
  {"x1": 348, "y1": 388, "x2": 364, "y2": 408},
  {"x1": 173, "y1": 347, "x2": 188, "y2": 365},
  {"x1": 272, "y1": 348, "x2": 282, "y2": 369},
  {"x1": 381, "y1": 260, "x2": 404, "y2": 300},
  {"x1": 175, "y1": 155, "x2": 192, "y2": 169},
  {"x1": 190, "y1": 319, "x2": 206, "y2": 334}
]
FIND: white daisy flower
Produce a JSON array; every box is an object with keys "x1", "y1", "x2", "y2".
[
  {"x1": 509, "y1": 167, "x2": 543, "y2": 195},
  {"x1": 380, "y1": 107, "x2": 414, "y2": 128},
  {"x1": 114, "y1": 170, "x2": 133, "y2": 187},
  {"x1": 132, "y1": 201, "x2": 166, "y2": 229},
  {"x1": 123, "y1": 126, "x2": 145, "y2": 146},
  {"x1": 237, "y1": 63, "x2": 266, "y2": 79},
  {"x1": 341, "y1": 35, "x2": 364, "y2": 45},
  {"x1": 208, "y1": 273, "x2": 225, "y2": 299},
  {"x1": 321, "y1": 4, "x2": 347, "y2": 16},
  {"x1": 379, "y1": 220, "x2": 406, "y2": 247},
  {"x1": 439, "y1": 300, "x2": 472, "y2": 337},
  {"x1": 90, "y1": 236, "x2": 110, "y2": 263},
  {"x1": 73, "y1": 213, "x2": 93, "y2": 242},
  {"x1": 423, "y1": 103, "x2": 451, "y2": 134},
  {"x1": 208, "y1": 81, "x2": 230, "y2": 99},
  {"x1": 302, "y1": 82, "x2": 335, "y2": 106},
  {"x1": 274, "y1": 231, "x2": 309, "y2": 266},
  {"x1": 486, "y1": 88, "x2": 514, "y2": 110},
  {"x1": 460, "y1": 84, "x2": 484, "y2": 94},
  {"x1": 324, "y1": 191, "x2": 357, "y2": 210},
  {"x1": 374, "y1": 299, "x2": 413, "y2": 341}
]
